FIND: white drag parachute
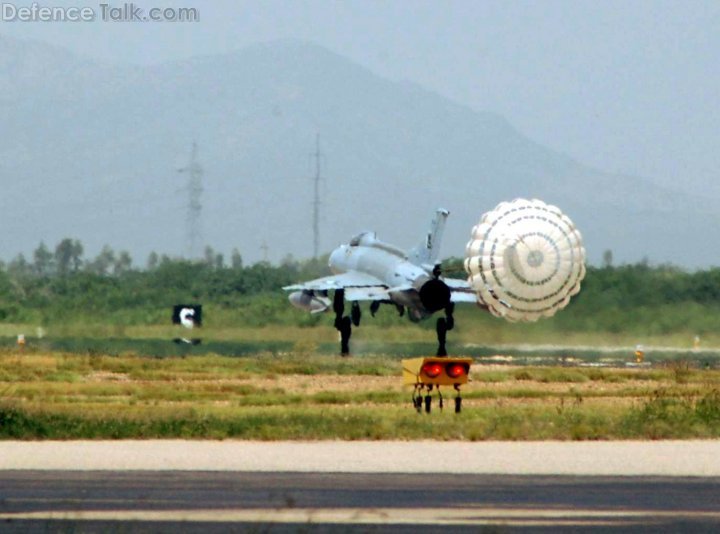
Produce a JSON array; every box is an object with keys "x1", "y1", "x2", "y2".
[{"x1": 464, "y1": 198, "x2": 586, "y2": 322}]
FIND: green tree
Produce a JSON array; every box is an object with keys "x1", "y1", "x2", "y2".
[
  {"x1": 54, "y1": 239, "x2": 74, "y2": 275},
  {"x1": 7, "y1": 253, "x2": 30, "y2": 277},
  {"x1": 70, "y1": 240, "x2": 84, "y2": 272},
  {"x1": 602, "y1": 249, "x2": 613, "y2": 269},
  {"x1": 54, "y1": 238, "x2": 84, "y2": 275},
  {"x1": 146, "y1": 251, "x2": 159, "y2": 270},
  {"x1": 87, "y1": 245, "x2": 116, "y2": 276},
  {"x1": 231, "y1": 248, "x2": 243, "y2": 269},
  {"x1": 32, "y1": 242, "x2": 54, "y2": 276},
  {"x1": 204, "y1": 246, "x2": 216, "y2": 268},
  {"x1": 113, "y1": 251, "x2": 133, "y2": 275}
]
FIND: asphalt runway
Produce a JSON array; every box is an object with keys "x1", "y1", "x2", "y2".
[
  {"x1": 2, "y1": 441, "x2": 720, "y2": 532},
  {"x1": 1, "y1": 471, "x2": 720, "y2": 532}
]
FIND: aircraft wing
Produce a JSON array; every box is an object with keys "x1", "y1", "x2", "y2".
[
  {"x1": 283, "y1": 271, "x2": 389, "y2": 301},
  {"x1": 444, "y1": 278, "x2": 479, "y2": 304}
]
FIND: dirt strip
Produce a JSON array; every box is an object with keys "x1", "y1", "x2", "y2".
[{"x1": 1, "y1": 440, "x2": 719, "y2": 476}]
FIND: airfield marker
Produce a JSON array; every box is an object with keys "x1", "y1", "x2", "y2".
[{"x1": 402, "y1": 356, "x2": 472, "y2": 413}]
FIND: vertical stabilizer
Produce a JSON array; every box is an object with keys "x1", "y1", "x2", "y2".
[{"x1": 408, "y1": 208, "x2": 449, "y2": 267}]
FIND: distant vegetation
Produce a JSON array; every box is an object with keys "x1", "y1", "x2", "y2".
[
  {"x1": 0, "y1": 239, "x2": 330, "y2": 327},
  {"x1": 2, "y1": 240, "x2": 720, "y2": 345}
]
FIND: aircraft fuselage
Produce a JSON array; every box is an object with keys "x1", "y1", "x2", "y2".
[{"x1": 328, "y1": 233, "x2": 450, "y2": 319}]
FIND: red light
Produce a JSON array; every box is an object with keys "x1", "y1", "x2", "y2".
[
  {"x1": 422, "y1": 363, "x2": 443, "y2": 378},
  {"x1": 446, "y1": 363, "x2": 467, "y2": 379}
]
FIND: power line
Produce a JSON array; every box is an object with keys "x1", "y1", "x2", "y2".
[{"x1": 311, "y1": 134, "x2": 322, "y2": 259}]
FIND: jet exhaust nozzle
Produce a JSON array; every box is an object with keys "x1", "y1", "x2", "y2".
[
  {"x1": 418, "y1": 278, "x2": 451, "y2": 313},
  {"x1": 288, "y1": 291, "x2": 331, "y2": 314}
]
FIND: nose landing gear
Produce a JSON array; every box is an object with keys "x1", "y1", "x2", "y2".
[{"x1": 436, "y1": 302, "x2": 455, "y2": 356}]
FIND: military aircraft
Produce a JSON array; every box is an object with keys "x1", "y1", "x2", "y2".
[
  {"x1": 285, "y1": 199, "x2": 587, "y2": 356},
  {"x1": 284, "y1": 209, "x2": 478, "y2": 356}
]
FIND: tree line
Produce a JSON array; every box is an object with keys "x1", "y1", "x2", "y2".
[
  {"x1": 2, "y1": 239, "x2": 720, "y2": 329},
  {"x1": 5, "y1": 239, "x2": 249, "y2": 278}
]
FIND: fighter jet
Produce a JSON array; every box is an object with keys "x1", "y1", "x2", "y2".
[{"x1": 284, "y1": 209, "x2": 477, "y2": 356}]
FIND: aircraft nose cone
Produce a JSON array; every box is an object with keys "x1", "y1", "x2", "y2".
[{"x1": 328, "y1": 246, "x2": 345, "y2": 274}]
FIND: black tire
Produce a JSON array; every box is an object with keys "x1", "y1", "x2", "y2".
[
  {"x1": 351, "y1": 301, "x2": 361, "y2": 327},
  {"x1": 333, "y1": 289, "x2": 345, "y2": 317},
  {"x1": 340, "y1": 315, "x2": 352, "y2": 356}
]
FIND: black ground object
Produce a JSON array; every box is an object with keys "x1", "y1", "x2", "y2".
[
  {"x1": 455, "y1": 396, "x2": 462, "y2": 414},
  {"x1": 340, "y1": 315, "x2": 352, "y2": 356},
  {"x1": 370, "y1": 301, "x2": 380, "y2": 317},
  {"x1": 172, "y1": 338, "x2": 202, "y2": 346},
  {"x1": 436, "y1": 317, "x2": 448, "y2": 356},
  {"x1": 351, "y1": 301, "x2": 361, "y2": 326},
  {"x1": 424, "y1": 395, "x2": 432, "y2": 414}
]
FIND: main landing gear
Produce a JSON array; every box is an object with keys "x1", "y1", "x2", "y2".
[
  {"x1": 334, "y1": 293, "x2": 406, "y2": 355},
  {"x1": 332, "y1": 291, "x2": 454, "y2": 357},
  {"x1": 333, "y1": 289, "x2": 352, "y2": 356},
  {"x1": 333, "y1": 289, "x2": 358, "y2": 356},
  {"x1": 435, "y1": 302, "x2": 455, "y2": 357}
]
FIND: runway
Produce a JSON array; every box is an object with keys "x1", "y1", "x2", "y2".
[
  {"x1": 1, "y1": 471, "x2": 720, "y2": 532},
  {"x1": 1, "y1": 441, "x2": 720, "y2": 532}
]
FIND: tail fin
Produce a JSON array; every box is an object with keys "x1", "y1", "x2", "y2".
[{"x1": 409, "y1": 209, "x2": 449, "y2": 267}]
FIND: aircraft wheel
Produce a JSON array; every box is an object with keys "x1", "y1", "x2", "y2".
[
  {"x1": 340, "y1": 316, "x2": 352, "y2": 356},
  {"x1": 351, "y1": 301, "x2": 361, "y2": 327}
]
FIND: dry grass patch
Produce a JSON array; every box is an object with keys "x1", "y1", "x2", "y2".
[{"x1": 3, "y1": 352, "x2": 720, "y2": 439}]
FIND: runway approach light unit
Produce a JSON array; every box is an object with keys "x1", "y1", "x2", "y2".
[{"x1": 403, "y1": 357, "x2": 473, "y2": 413}]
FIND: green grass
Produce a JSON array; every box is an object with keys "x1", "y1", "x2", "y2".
[
  {"x1": 3, "y1": 393, "x2": 720, "y2": 440},
  {"x1": 3, "y1": 350, "x2": 720, "y2": 440},
  {"x1": 1, "y1": 333, "x2": 720, "y2": 369}
]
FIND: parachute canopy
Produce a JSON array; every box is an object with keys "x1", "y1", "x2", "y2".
[{"x1": 464, "y1": 198, "x2": 585, "y2": 322}]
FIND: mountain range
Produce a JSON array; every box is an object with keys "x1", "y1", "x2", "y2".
[{"x1": 0, "y1": 35, "x2": 715, "y2": 267}]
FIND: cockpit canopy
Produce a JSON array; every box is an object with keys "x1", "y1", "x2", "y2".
[{"x1": 349, "y1": 231, "x2": 377, "y2": 247}]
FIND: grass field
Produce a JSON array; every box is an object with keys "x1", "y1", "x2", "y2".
[
  {"x1": 4, "y1": 321, "x2": 720, "y2": 348},
  {"x1": 2, "y1": 349, "x2": 720, "y2": 440},
  {"x1": 0, "y1": 317, "x2": 719, "y2": 364}
]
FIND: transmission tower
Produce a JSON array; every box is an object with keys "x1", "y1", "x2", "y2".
[
  {"x1": 311, "y1": 134, "x2": 322, "y2": 258},
  {"x1": 178, "y1": 142, "x2": 203, "y2": 258}
]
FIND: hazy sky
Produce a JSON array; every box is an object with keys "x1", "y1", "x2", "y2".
[{"x1": 3, "y1": 0, "x2": 718, "y2": 193}]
